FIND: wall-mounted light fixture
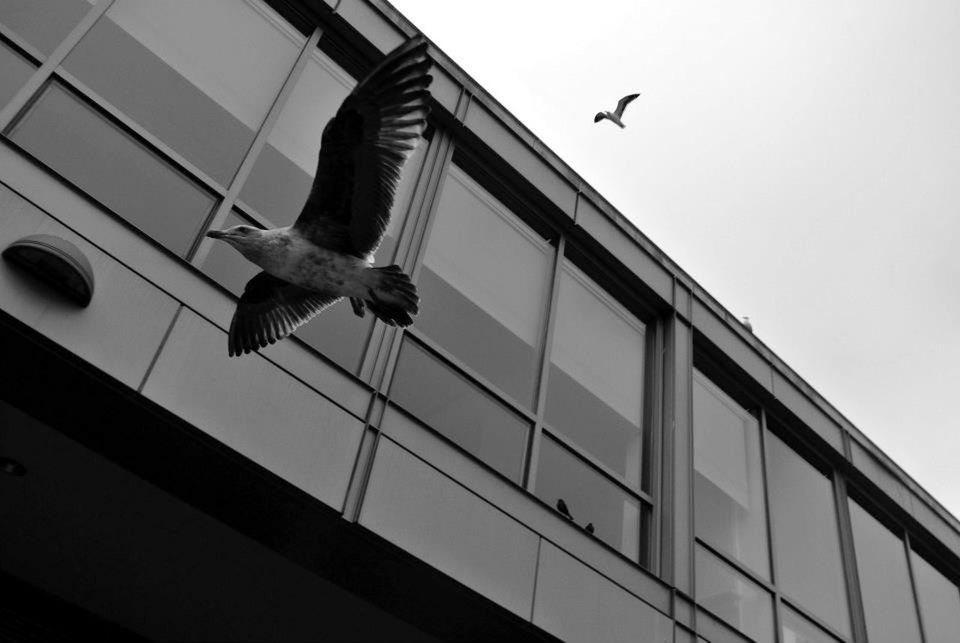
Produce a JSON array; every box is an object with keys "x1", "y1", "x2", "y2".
[{"x1": 2, "y1": 234, "x2": 95, "y2": 307}]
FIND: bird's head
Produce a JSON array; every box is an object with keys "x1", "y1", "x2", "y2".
[{"x1": 206, "y1": 225, "x2": 270, "y2": 261}]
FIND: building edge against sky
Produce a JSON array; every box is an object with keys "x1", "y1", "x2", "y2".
[{"x1": 0, "y1": 1, "x2": 958, "y2": 642}]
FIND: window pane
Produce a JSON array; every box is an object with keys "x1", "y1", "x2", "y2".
[
  {"x1": 545, "y1": 262, "x2": 645, "y2": 487},
  {"x1": 63, "y1": 0, "x2": 303, "y2": 185},
  {"x1": 534, "y1": 435, "x2": 641, "y2": 558},
  {"x1": 200, "y1": 211, "x2": 373, "y2": 373},
  {"x1": 0, "y1": 40, "x2": 34, "y2": 108},
  {"x1": 848, "y1": 500, "x2": 922, "y2": 643},
  {"x1": 781, "y1": 605, "x2": 840, "y2": 643},
  {"x1": 910, "y1": 551, "x2": 960, "y2": 643},
  {"x1": 9, "y1": 82, "x2": 216, "y2": 256},
  {"x1": 767, "y1": 433, "x2": 850, "y2": 636},
  {"x1": 0, "y1": 0, "x2": 92, "y2": 56},
  {"x1": 417, "y1": 165, "x2": 552, "y2": 405},
  {"x1": 390, "y1": 338, "x2": 529, "y2": 482},
  {"x1": 693, "y1": 370, "x2": 769, "y2": 578},
  {"x1": 696, "y1": 545, "x2": 774, "y2": 643},
  {"x1": 239, "y1": 51, "x2": 354, "y2": 226}
]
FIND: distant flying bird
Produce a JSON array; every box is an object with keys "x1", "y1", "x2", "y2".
[
  {"x1": 556, "y1": 499, "x2": 574, "y2": 521},
  {"x1": 207, "y1": 37, "x2": 432, "y2": 356},
  {"x1": 593, "y1": 93, "x2": 640, "y2": 128}
]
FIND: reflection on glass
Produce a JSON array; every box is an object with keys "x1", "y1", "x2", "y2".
[
  {"x1": 696, "y1": 545, "x2": 774, "y2": 643},
  {"x1": 417, "y1": 165, "x2": 551, "y2": 405},
  {"x1": 767, "y1": 433, "x2": 849, "y2": 637},
  {"x1": 63, "y1": 0, "x2": 303, "y2": 185},
  {"x1": 0, "y1": 40, "x2": 34, "y2": 108},
  {"x1": 0, "y1": 0, "x2": 92, "y2": 56},
  {"x1": 910, "y1": 551, "x2": 960, "y2": 643},
  {"x1": 9, "y1": 82, "x2": 216, "y2": 256},
  {"x1": 391, "y1": 338, "x2": 529, "y2": 482},
  {"x1": 693, "y1": 370, "x2": 769, "y2": 579},
  {"x1": 534, "y1": 435, "x2": 640, "y2": 558},
  {"x1": 545, "y1": 262, "x2": 645, "y2": 487},
  {"x1": 781, "y1": 605, "x2": 840, "y2": 643},
  {"x1": 240, "y1": 51, "x2": 354, "y2": 226},
  {"x1": 201, "y1": 210, "x2": 373, "y2": 373},
  {"x1": 848, "y1": 500, "x2": 922, "y2": 643}
]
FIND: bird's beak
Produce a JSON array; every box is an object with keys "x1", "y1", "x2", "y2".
[{"x1": 206, "y1": 230, "x2": 229, "y2": 240}]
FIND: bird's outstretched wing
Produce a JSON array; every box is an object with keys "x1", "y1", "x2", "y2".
[
  {"x1": 614, "y1": 93, "x2": 640, "y2": 117},
  {"x1": 228, "y1": 272, "x2": 339, "y2": 357},
  {"x1": 292, "y1": 36, "x2": 433, "y2": 258},
  {"x1": 593, "y1": 112, "x2": 607, "y2": 123}
]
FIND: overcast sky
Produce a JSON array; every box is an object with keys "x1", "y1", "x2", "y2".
[{"x1": 389, "y1": 0, "x2": 960, "y2": 518}]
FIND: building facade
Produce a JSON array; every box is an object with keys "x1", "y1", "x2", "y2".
[{"x1": 0, "y1": 1, "x2": 958, "y2": 641}]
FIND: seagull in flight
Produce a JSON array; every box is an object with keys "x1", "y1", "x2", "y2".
[
  {"x1": 206, "y1": 37, "x2": 432, "y2": 356},
  {"x1": 594, "y1": 92, "x2": 640, "y2": 128}
]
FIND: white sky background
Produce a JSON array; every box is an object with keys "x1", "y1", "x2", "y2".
[{"x1": 389, "y1": 0, "x2": 960, "y2": 517}]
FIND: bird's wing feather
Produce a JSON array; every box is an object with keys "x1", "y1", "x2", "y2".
[
  {"x1": 614, "y1": 93, "x2": 640, "y2": 117},
  {"x1": 228, "y1": 272, "x2": 339, "y2": 356},
  {"x1": 292, "y1": 36, "x2": 432, "y2": 258},
  {"x1": 594, "y1": 112, "x2": 607, "y2": 122}
]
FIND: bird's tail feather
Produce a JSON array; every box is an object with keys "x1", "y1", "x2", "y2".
[{"x1": 363, "y1": 265, "x2": 419, "y2": 327}]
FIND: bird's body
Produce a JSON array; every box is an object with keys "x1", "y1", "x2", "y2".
[
  {"x1": 207, "y1": 36, "x2": 433, "y2": 356},
  {"x1": 594, "y1": 92, "x2": 640, "y2": 128}
]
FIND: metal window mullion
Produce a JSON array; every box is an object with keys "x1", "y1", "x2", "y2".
[
  {"x1": 779, "y1": 595, "x2": 853, "y2": 643},
  {"x1": 365, "y1": 128, "x2": 455, "y2": 393},
  {"x1": 904, "y1": 531, "x2": 929, "y2": 643},
  {"x1": 187, "y1": 26, "x2": 323, "y2": 264},
  {"x1": 523, "y1": 234, "x2": 565, "y2": 492},
  {"x1": 0, "y1": 24, "x2": 44, "y2": 65},
  {"x1": 757, "y1": 408, "x2": 784, "y2": 642},
  {"x1": 0, "y1": 0, "x2": 114, "y2": 133},
  {"x1": 695, "y1": 537, "x2": 777, "y2": 594},
  {"x1": 834, "y1": 474, "x2": 869, "y2": 643}
]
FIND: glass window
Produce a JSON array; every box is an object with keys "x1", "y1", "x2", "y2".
[
  {"x1": 545, "y1": 262, "x2": 645, "y2": 487},
  {"x1": 0, "y1": 40, "x2": 34, "y2": 108},
  {"x1": 390, "y1": 338, "x2": 529, "y2": 482},
  {"x1": 781, "y1": 605, "x2": 841, "y2": 643},
  {"x1": 848, "y1": 500, "x2": 922, "y2": 643},
  {"x1": 8, "y1": 82, "x2": 216, "y2": 256},
  {"x1": 239, "y1": 51, "x2": 354, "y2": 226},
  {"x1": 63, "y1": 0, "x2": 303, "y2": 186},
  {"x1": 766, "y1": 433, "x2": 850, "y2": 637},
  {"x1": 696, "y1": 545, "x2": 774, "y2": 643},
  {"x1": 0, "y1": 0, "x2": 93, "y2": 56},
  {"x1": 417, "y1": 165, "x2": 552, "y2": 406},
  {"x1": 910, "y1": 551, "x2": 960, "y2": 643},
  {"x1": 534, "y1": 435, "x2": 641, "y2": 558},
  {"x1": 693, "y1": 370, "x2": 769, "y2": 578}
]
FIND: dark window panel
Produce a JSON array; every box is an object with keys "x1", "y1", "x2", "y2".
[
  {"x1": 693, "y1": 370, "x2": 770, "y2": 579},
  {"x1": 62, "y1": 0, "x2": 302, "y2": 186},
  {"x1": 200, "y1": 211, "x2": 373, "y2": 374},
  {"x1": 848, "y1": 500, "x2": 923, "y2": 643},
  {"x1": 0, "y1": 0, "x2": 91, "y2": 56},
  {"x1": 8, "y1": 82, "x2": 216, "y2": 257},
  {"x1": 0, "y1": 39, "x2": 34, "y2": 108},
  {"x1": 390, "y1": 338, "x2": 529, "y2": 482},
  {"x1": 545, "y1": 262, "x2": 645, "y2": 488},
  {"x1": 910, "y1": 551, "x2": 960, "y2": 643},
  {"x1": 766, "y1": 432, "x2": 850, "y2": 637},
  {"x1": 416, "y1": 165, "x2": 552, "y2": 406},
  {"x1": 781, "y1": 605, "x2": 841, "y2": 643},
  {"x1": 534, "y1": 435, "x2": 641, "y2": 558},
  {"x1": 695, "y1": 545, "x2": 774, "y2": 643}
]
